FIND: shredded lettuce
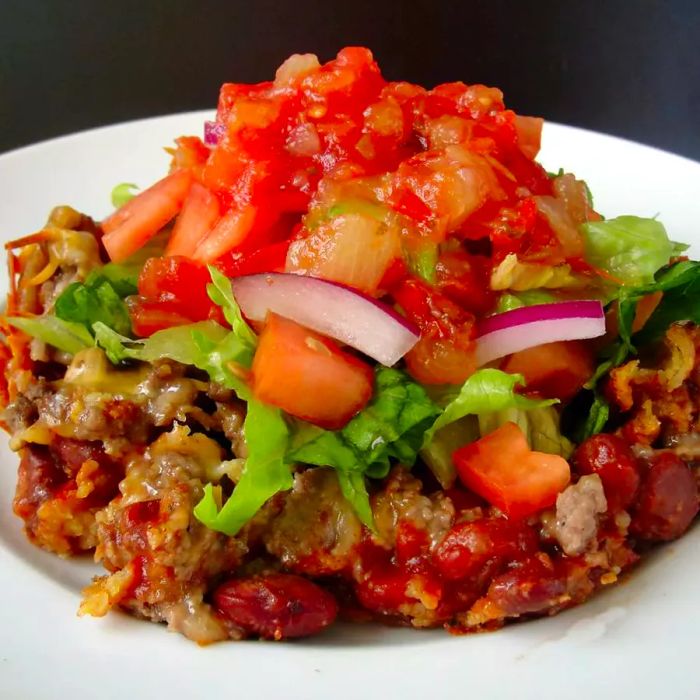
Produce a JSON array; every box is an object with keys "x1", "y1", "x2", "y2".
[
  {"x1": 287, "y1": 367, "x2": 441, "y2": 528},
  {"x1": 206, "y1": 265, "x2": 257, "y2": 356},
  {"x1": 422, "y1": 369, "x2": 556, "y2": 447},
  {"x1": 111, "y1": 182, "x2": 139, "y2": 208},
  {"x1": 6, "y1": 316, "x2": 94, "y2": 355},
  {"x1": 495, "y1": 289, "x2": 558, "y2": 313},
  {"x1": 418, "y1": 369, "x2": 558, "y2": 487},
  {"x1": 89, "y1": 262, "x2": 140, "y2": 297},
  {"x1": 56, "y1": 275, "x2": 133, "y2": 337},
  {"x1": 94, "y1": 266, "x2": 257, "y2": 396},
  {"x1": 406, "y1": 243, "x2": 438, "y2": 284},
  {"x1": 190, "y1": 329, "x2": 253, "y2": 400},
  {"x1": 420, "y1": 417, "x2": 479, "y2": 488},
  {"x1": 194, "y1": 399, "x2": 292, "y2": 535},
  {"x1": 572, "y1": 260, "x2": 700, "y2": 441},
  {"x1": 93, "y1": 320, "x2": 229, "y2": 365},
  {"x1": 478, "y1": 405, "x2": 574, "y2": 458},
  {"x1": 581, "y1": 216, "x2": 687, "y2": 286}
]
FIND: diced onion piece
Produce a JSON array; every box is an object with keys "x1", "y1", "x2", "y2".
[
  {"x1": 204, "y1": 121, "x2": 225, "y2": 146},
  {"x1": 230, "y1": 272, "x2": 419, "y2": 366},
  {"x1": 475, "y1": 300, "x2": 605, "y2": 366}
]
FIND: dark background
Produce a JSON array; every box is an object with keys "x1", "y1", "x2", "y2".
[{"x1": 1, "y1": 0, "x2": 699, "y2": 159}]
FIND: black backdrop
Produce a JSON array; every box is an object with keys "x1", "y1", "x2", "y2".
[{"x1": 1, "y1": 0, "x2": 699, "y2": 159}]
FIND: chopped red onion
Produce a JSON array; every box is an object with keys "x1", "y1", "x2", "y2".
[
  {"x1": 475, "y1": 300, "x2": 605, "y2": 366},
  {"x1": 229, "y1": 272, "x2": 420, "y2": 366},
  {"x1": 204, "y1": 121, "x2": 225, "y2": 146}
]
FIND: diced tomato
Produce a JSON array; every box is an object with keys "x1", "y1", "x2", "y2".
[
  {"x1": 377, "y1": 257, "x2": 409, "y2": 293},
  {"x1": 390, "y1": 147, "x2": 504, "y2": 240},
  {"x1": 128, "y1": 299, "x2": 195, "y2": 338},
  {"x1": 513, "y1": 115, "x2": 543, "y2": 160},
  {"x1": 435, "y1": 250, "x2": 495, "y2": 315},
  {"x1": 192, "y1": 205, "x2": 258, "y2": 264},
  {"x1": 216, "y1": 240, "x2": 290, "y2": 277},
  {"x1": 130, "y1": 256, "x2": 222, "y2": 336},
  {"x1": 393, "y1": 278, "x2": 477, "y2": 384},
  {"x1": 102, "y1": 169, "x2": 192, "y2": 262},
  {"x1": 251, "y1": 313, "x2": 373, "y2": 429},
  {"x1": 501, "y1": 150, "x2": 553, "y2": 197},
  {"x1": 500, "y1": 340, "x2": 594, "y2": 401},
  {"x1": 453, "y1": 421, "x2": 571, "y2": 519},
  {"x1": 137, "y1": 256, "x2": 213, "y2": 316},
  {"x1": 169, "y1": 136, "x2": 210, "y2": 174},
  {"x1": 166, "y1": 183, "x2": 221, "y2": 257}
]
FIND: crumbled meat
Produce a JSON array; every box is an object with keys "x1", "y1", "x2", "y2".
[
  {"x1": 263, "y1": 468, "x2": 362, "y2": 575},
  {"x1": 607, "y1": 323, "x2": 700, "y2": 445},
  {"x1": 35, "y1": 387, "x2": 148, "y2": 443},
  {"x1": 372, "y1": 467, "x2": 455, "y2": 550},
  {"x1": 2, "y1": 393, "x2": 38, "y2": 434},
  {"x1": 214, "y1": 401, "x2": 248, "y2": 457},
  {"x1": 554, "y1": 474, "x2": 607, "y2": 556},
  {"x1": 85, "y1": 426, "x2": 246, "y2": 642},
  {"x1": 13, "y1": 440, "x2": 123, "y2": 555},
  {"x1": 137, "y1": 362, "x2": 201, "y2": 426}
]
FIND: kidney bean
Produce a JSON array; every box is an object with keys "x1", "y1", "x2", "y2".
[
  {"x1": 51, "y1": 437, "x2": 113, "y2": 474},
  {"x1": 487, "y1": 555, "x2": 567, "y2": 616},
  {"x1": 13, "y1": 444, "x2": 65, "y2": 521},
  {"x1": 123, "y1": 500, "x2": 161, "y2": 528},
  {"x1": 631, "y1": 453, "x2": 699, "y2": 541},
  {"x1": 354, "y1": 565, "x2": 417, "y2": 613},
  {"x1": 574, "y1": 433, "x2": 641, "y2": 511},
  {"x1": 433, "y1": 517, "x2": 538, "y2": 581},
  {"x1": 213, "y1": 573, "x2": 338, "y2": 639}
]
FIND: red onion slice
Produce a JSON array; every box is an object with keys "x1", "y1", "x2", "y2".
[
  {"x1": 475, "y1": 300, "x2": 605, "y2": 366},
  {"x1": 204, "y1": 121, "x2": 225, "y2": 146},
  {"x1": 229, "y1": 272, "x2": 420, "y2": 366}
]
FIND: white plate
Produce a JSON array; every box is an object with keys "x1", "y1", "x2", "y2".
[{"x1": 1, "y1": 113, "x2": 699, "y2": 700}]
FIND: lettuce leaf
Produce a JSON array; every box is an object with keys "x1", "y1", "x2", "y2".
[
  {"x1": 94, "y1": 265, "x2": 257, "y2": 395},
  {"x1": 89, "y1": 262, "x2": 140, "y2": 297},
  {"x1": 478, "y1": 405, "x2": 574, "y2": 458},
  {"x1": 572, "y1": 260, "x2": 700, "y2": 441},
  {"x1": 419, "y1": 417, "x2": 479, "y2": 488},
  {"x1": 55, "y1": 266, "x2": 136, "y2": 336},
  {"x1": 287, "y1": 367, "x2": 441, "y2": 528},
  {"x1": 93, "y1": 320, "x2": 228, "y2": 364},
  {"x1": 190, "y1": 328, "x2": 253, "y2": 400},
  {"x1": 422, "y1": 369, "x2": 556, "y2": 446},
  {"x1": 581, "y1": 216, "x2": 686, "y2": 286},
  {"x1": 495, "y1": 289, "x2": 558, "y2": 313},
  {"x1": 206, "y1": 265, "x2": 257, "y2": 354},
  {"x1": 193, "y1": 399, "x2": 292, "y2": 535},
  {"x1": 405, "y1": 243, "x2": 438, "y2": 284},
  {"x1": 6, "y1": 315, "x2": 94, "y2": 355},
  {"x1": 110, "y1": 182, "x2": 139, "y2": 208}
]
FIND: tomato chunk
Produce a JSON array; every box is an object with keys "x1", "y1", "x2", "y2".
[
  {"x1": 165, "y1": 182, "x2": 221, "y2": 257},
  {"x1": 252, "y1": 313, "x2": 373, "y2": 429},
  {"x1": 453, "y1": 421, "x2": 570, "y2": 518},
  {"x1": 129, "y1": 256, "x2": 222, "y2": 336},
  {"x1": 574, "y1": 433, "x2": 641, "y2": 511},
  {"x1": 500, "y1": 340, "x2": 594, "y2": 401},
  {"x1": 393, "y1": 278, "x2": 477, "y2": 384},
  {"x1": 102, "y1": 169, "x2": 192, "y2": 262}
]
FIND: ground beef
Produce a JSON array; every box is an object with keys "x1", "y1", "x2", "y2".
[
  {"x1": 554, "y1": 474, "x2": 607, "y2": 556},
  {"x1": 372, "y1": 467, "x2": 455, "y2": 550},
  {"x1": 13, "y1": 439, "x2": 123, "y2": 555},
  {"x1": 82, "y1": 427, "x2": 246, "y2": 643},
  {"x1": 263, "y1": 468, "x2": 362, "y2": 575},
  {"x1": 35, "y1": 387, "x2": 148, "y2": 443}
]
